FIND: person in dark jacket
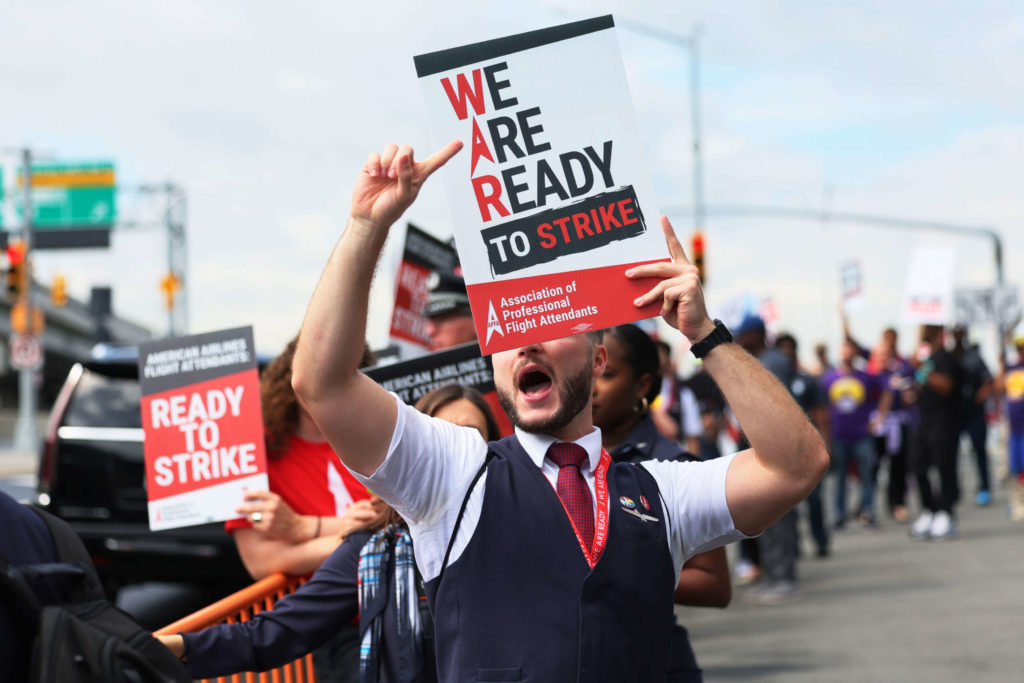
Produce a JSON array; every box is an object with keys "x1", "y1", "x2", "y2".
[
  {"x1": 0, "y1": 491, "x2": 72, "y2": 683},
  {"x1": 157, "y1": 384, "x2": 501, "y2": 683},
  {"x1": 592, "y1": 324, "x2": 731, "y2": 682}
]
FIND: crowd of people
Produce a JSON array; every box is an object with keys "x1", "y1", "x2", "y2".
[
  {"x1": 174, "y1": 251, "x2": 1021, "y2": 681},
  {"x1": 4, "y1": 139, "x2": 1021, "y2": 683}
]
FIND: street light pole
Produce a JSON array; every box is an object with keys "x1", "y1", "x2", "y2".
[
  {"x1": 165, "y1": 184, "x2": 188, "y2": 337},
  {"x1": 139, "y1": 183, "x2": 188, "y2": 337},
  {"x1": 616, "y1": 18, "x2": 705, "y2": 238},
  {"x1": 13, "y1": 148, "x2": 38, "y2": 452},
  {"x1": 666, "y1": 202, "x2": 1010, "y2": 358},
  {"x1": 681, "y1": 203, "x2": 1005, "y2": 287},
  {"x1": 688, "y1": 27, "x2": 705, "y2": 239}
]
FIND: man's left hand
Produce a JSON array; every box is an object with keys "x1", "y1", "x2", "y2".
[{"x1": 627, "y1": 216, "x2": 715, "y2": 344}]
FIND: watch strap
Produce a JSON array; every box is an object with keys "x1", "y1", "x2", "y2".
[{"x1": 690, "y1": 319, "x2": 733, "y2": 359}]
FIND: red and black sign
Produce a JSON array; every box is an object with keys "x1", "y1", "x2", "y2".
[
  {"x1": 138, "y1": 326, "x2": 268, "y2": 529},
  {"x1": 363, "y1": 341, "x2": 512, "y2": 437},
  {"x1": 388, "y1": 223, "x2": 459, "y2": 354}
]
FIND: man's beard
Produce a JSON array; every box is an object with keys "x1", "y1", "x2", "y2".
[{"x1": 497, "y1": 359, "x2": 593, "y2": 435}]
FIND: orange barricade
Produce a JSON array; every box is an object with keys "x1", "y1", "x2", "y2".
[{"x1": 155, "y1": 573, "x2": 316, "y2": 683}]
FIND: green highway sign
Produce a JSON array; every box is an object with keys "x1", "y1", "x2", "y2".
[{"x1": 17, "y1": 161, "x2": 117, "y2": 229}]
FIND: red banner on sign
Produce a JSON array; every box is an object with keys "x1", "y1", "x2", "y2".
[
  {"x1": 467, "y1": 259, "x2": 666, "y2": 355},
  {"x1": 141, "y1": 367, "x2": 265, "y2": 501}
]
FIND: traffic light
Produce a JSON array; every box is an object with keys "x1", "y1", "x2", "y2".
[
  {"x1": 6, "y1": 240, "x2": 26, "y2": 301},
  {"x1": 160, "y1": 272, "x2": 181, "y2": 311},
  {"x1": 51, "y1": 274, "x2": 68, "y2": 307},
  {"x1": 691, "y1": 230, "x2": 706, "y2": 285}
]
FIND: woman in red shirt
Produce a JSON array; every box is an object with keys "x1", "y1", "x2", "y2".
[{"x1": 227, "y1": 337, "x2": 386, "y2": 580}]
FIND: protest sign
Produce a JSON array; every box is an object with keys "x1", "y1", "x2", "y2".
[
  {"x1": 840, "y1": 259, "x2": 864, "y2": 311},
  {"x1": 415, "y1": 15, "x2": 669, "y2": 354},
  {"x1": 954, "y1": 285, "x2": 1020, "y2": 326},
  {"x1": 900, "y1": 245, "x2": 956, "y2": 324},
  {"x1": 138, "y1": 327, "x2": 268, "y2": 531},
  {"x1": 388, "y1": 223, "x2": 460, "y2": 358},
  {"x1": 364, "y1": 341, "x2": 513, "y2": 437}
]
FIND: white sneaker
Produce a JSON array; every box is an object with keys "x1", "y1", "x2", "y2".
[
  {"x1": 929, "y1": 511, "x2": 956, "y2": 541},
  {"x1": 909, "y1": 511, "x2": 934, "y2": 540}
]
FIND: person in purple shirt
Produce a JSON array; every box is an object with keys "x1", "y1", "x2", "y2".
[
  {"x1": 822, "y1": 341, "x2": 891, "y2": 529},
  {"x1": 841, "y1": 313, "x2": 914, "y2": 521},
  {"x1": 1000, "y1": 336, "x2": 1024, "y2": 520},
  {"x1": 872, "y1": 345, "x2": 916, "y2": 521}
]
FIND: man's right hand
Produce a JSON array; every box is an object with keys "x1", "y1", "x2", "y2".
[{"x1": 351, "y1": 141, "x2": 463, "y2": 230}]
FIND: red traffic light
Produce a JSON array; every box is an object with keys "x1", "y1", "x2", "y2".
[
  {"x1": 691, "y1": 231, "x2": 705, "y2": 255},
  {"x1": 6, "y1": 240, "x2": 26, "y2": 266},
  {"x1": 691, "y1": 230, "x2": 706, "y2": 284}
]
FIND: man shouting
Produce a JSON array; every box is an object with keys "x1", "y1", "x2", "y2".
[{"x1": 293, "y1": 141, "x2": 828, "y2": 682}]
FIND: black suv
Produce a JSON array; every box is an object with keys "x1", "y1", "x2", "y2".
[{"x1": 35, "y1": 344, "x2": 253, "y2": 598}]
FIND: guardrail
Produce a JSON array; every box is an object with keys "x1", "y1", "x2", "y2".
[{"x1": 154, "y1": 573, "x2": 315, "y2": 683}]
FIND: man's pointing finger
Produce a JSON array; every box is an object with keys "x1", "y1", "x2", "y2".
[
  {"x1": 661, "y1": 215, "x2": 692, "y2": 265},
  {"x1": 420, "y1": 140, "x2": 464, "y2": 178}
]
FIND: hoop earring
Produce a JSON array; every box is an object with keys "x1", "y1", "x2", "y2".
[{"x1": 634, "y1": 397, "x2": 649, "y2": 414}]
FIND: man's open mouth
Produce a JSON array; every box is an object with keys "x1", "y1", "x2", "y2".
[{"x1": 518, "y1": 366, "x2": 553, "y2": 398}]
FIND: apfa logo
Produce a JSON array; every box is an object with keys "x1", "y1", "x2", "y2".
[
  {"x1": 486, "y1": 301, "x2": 505, "y2": 344},
  {"x1": 571, "y1": 322, "x2": 593, "y2": 334}
]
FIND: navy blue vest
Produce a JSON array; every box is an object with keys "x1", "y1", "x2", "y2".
[{"x1": 424, "y1": 435, "x2": 676, "y2": 683}]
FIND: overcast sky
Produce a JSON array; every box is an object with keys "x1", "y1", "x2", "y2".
[{"x1": 1, "y1": 0, "x2": 1021, "y2": 369}]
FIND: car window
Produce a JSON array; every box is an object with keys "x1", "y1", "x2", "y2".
[{"x1": 64, "y1": 371, "x2": 143, "y2": 429}]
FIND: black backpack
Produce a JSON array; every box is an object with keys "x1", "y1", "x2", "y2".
[{"x1": 0, "y1": 506, "x2": 191, "y2": 683}]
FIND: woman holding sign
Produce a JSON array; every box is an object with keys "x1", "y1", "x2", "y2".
[
  {"x1": 226, "y1": 336, "x2": 386, "y2": 681},
  {"x1": 226, "y1": 337, "x2": 385, "y2": 577},
  {"x1": 592, "y1": 324, "x2": 731, "y2": 682}
]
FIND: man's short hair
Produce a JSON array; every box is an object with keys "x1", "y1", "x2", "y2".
[{"x1": 775, "y1": 332, "x2": 797, "y2": 351}]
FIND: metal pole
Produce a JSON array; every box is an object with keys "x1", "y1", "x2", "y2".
[
  {"x1": 177, "y1": 192, "x2": 189, "y2": 334},
  {"x1": 666, "y1": 202, "x2": 1008, "y2": 357},
  {"x1": 616, "y1": 18, "x2": 705, "y2": 237},
  {"x1": 13, "y1": 148, "x2": 38, "y2": 452},
  {"x1": 165, "y1": 185, "x2": 176, "y2": 336},
  {"x1": 164, "y1": 184, "x2": 188, "y2": 337},
  {"x1": 688, "y1": 27, "x2": 705, "y2": 237}
]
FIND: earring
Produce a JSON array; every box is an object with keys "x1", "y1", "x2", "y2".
[{"x1": 634, "y1": 397, "x2": 649, "y2": 414}]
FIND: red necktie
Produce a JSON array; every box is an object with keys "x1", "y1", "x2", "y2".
[{"x1": 547, "y1": 442, "x2": 595, "y2": 551}]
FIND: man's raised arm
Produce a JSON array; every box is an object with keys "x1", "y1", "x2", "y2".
[
  {"x1": 627, "y1": 217, "x2": 829, "y2": 537},
  {"x1": 292, "y1": 142, "x2": 462, "y2": 476}
]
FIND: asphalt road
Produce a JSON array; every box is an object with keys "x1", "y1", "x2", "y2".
[{"x1": 683, "y1": 455, "x2": 1023, "y2": 682}]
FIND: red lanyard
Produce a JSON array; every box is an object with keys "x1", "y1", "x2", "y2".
[{"x1": 561, "y1": 448, "x2": 611, "y2": 569}]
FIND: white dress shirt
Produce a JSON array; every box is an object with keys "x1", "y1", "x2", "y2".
[{"x1": 351, "y1": 394, "x2": 748, "y2": 581}]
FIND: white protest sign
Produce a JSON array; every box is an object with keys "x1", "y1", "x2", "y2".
[
  {"x1": 415, "y1": 15, "x2": 669, "y2": 354},
  {"x1": 840, "y1": 259, "x2": 864, "y2": 312},
  {"x1": 900, "y1": 245, "x2": 956, "y2": 324},
  {"x1": 954, "y1": 286, "x2": 1020, "y2": 326}
]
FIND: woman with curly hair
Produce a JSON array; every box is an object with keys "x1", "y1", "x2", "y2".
[
  {"x1": 225, "y1": 335, "x2": 386, "y2": 682},
  {"x1": 227, "y1": 335, "x2": 384, "y2": 580}
]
